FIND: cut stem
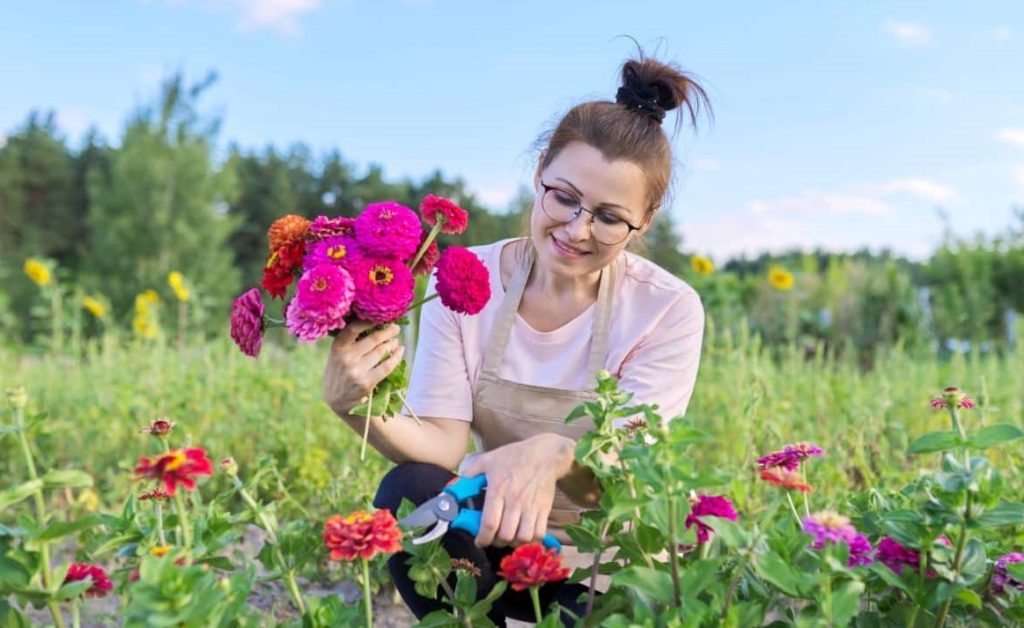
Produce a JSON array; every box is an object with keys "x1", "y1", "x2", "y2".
[
  {"x1": 360, "y1": 387, "x2": 374, "y2": 461},
  {"x1": 409, "y1": 221, "x2": 444, "y2": 271},
  {"x1": 361, "y1": 557, "x2": 373, "y2": 628},
  {"x1": 395, "y1": 390, "x2": 423, "y2": 426}
]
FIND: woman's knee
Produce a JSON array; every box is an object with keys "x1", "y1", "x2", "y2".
[{"x1": 373, "y1": 462, "x2": 455, "y2": 512}]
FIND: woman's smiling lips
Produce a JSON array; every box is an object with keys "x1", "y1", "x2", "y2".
[{"x1": 550, "y1": 235, "x2": 591, "y2": 258}]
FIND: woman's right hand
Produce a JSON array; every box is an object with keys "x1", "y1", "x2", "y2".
[{"x1": 323, "y1": 321, "x2": 405, "y2": 416}]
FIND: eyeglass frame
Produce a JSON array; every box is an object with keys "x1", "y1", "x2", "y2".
[{"x1": 537, "y1": 179, "x2": 643, "y2": 245}]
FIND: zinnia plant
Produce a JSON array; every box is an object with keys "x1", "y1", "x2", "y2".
[
  {"x1": 324, "y1": 510, "x2": 403, "y2": 627},
  {"x1": 497, "y1": 542, "x2": 571, "y2": 623}
]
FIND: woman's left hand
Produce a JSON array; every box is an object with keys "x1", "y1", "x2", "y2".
[{"x1": 460, "y1": 433, "x2": 575, "y2": 548}]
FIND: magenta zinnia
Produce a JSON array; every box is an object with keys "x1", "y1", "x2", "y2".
[
  {"x1": 230, "y1": 288, "x2": 265, "y2": 358},
  {"x1": 351, "y1": 256, "x2": 416, "y2": 323},
  {"x1": 756, "y1": 442, "x2": 824, "y2": 472},
  {"x1": 294, "y1": 264, "x2": 355, "y2": 325},
  {"x1": 877, "y1": 536, "x2": 952, "y2": 576},
  {"x1": 685, "y1": 494, "x2": 737, "y2": 544},
  {"x1": 63, "y1": 563, "x2": 113, "y2": 598},
  {"x1": 435, "y1": 246, "x2": 491, "y2": 315},
  {"x1": 286, "y1": 298, "x2": 333, "y2": 342},
  {"x1": 305, "y1": 234, "x2": 362, "y2": 270},
  {"x1": 993, "y1": 552, "x2": 1024, "y2": 594},
  {"x1": 802, "y1": 511, "x2": 872, "y2": 566},
  {"x1": 354, "y1": 201, "x2": 422, "y2": 260},
  {"x1": 307, "y1": 215, "x2": 355, "y2": 241},
  {"x1": 420, "y1": 194, "x2": 469, "y2": 234}
]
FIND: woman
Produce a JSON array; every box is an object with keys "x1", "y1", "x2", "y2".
[{"x1": 323, "y1": 53, "x2": 709, "y2": 624}]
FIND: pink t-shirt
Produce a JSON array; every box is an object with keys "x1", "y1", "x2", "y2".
[{"x1": 406, "y1": 238, "x2": 705, "y2": 424}]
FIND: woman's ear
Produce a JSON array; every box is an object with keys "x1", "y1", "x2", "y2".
[{"x1": 533, "y1": 151, "x2": 547, "y2": 189}]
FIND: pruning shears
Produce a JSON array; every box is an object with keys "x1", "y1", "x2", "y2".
[{"x1": 398, "y1": 474, "x2": 562, "y2": 552}]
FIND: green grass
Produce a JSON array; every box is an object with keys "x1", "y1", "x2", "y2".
[{"x1": 2, "y1": 324, "x2": 1022, "y2": 525}]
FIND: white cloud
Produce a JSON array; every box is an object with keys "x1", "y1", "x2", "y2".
[
  {"x1": 473, "y1": 184, "x2": 516, "y2": 210},
  {"x1": 169, "y1": 0, "x2": 322, "y2": 35},
  {"x1": 993, "y1": 26, "x2": 1012, "y2": 41},
  {"x1": 690, "y1": 157, "x2": 721, "y2": 172},
  {"x1": 996, "y1": 128, "x2": 1024, "y2": 148},
  {"x1": 883, "y1": 20, "x2": 934, "y2": 46},
  {"x1": 56, "y1": 108, "x2": 92, "y2": 138},
  {"x1": 745, "y1": 190, "x2": 894, "y2": 217},
  {"x1": 873, "y1": 178, "x2": 957, "y2": 203}
]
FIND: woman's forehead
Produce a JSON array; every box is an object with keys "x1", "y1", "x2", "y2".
[{"x1": 545, "y1": 143, "x2": 647, "y2": 213}]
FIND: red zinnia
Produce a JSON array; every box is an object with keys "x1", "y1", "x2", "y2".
[
  {"x1": 134, "y1": 447, "x2": 214, "y2": 495},
  {"x1": 434, "y1": 247, "x2": 491, "y2": 315},
  {"x1": 411, "y1": 230, "x2": 440, "y2": 277},
  {"x1": 140, "y1": 418, "x2": 175, "y2": 438},
  {"x1": 759, "y1": 469, "x2": 812, "y2": 493},
  {"x1": 63, "y1": 563, "x2": 113, "y2": 598},
  {"x1": 267, "y1": 214, "x2": 310, "y2": 251},
  {"x1": 420, "y1": 194, "x2": 469, "y2": 235},
  {"x1": 497, "y1": 542, "x2": 570, "y2": 592},
  {"x1": 323, "y1": 509, "x2": 403, "y2": 561},
  {"x1": 261, "y1": 240, "x2": 305, "y2": 299}
]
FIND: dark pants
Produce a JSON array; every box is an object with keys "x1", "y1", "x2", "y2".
[{"x1": 373, "y1": 462, "x2": 590, "y2": 627}]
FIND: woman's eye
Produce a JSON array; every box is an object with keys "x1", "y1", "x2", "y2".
[
  {"x1": 596, "y1": 212, "x2": 624, "y2": 226},
  {"x1": 553, "y1": 191, "x2": 578, "y2": 207}
]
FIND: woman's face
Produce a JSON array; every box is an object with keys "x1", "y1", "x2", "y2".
[{"x1": 531, "y1": 141, "x2": 650, "y2": 281}]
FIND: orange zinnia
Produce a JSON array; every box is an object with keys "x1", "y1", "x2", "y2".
[
  {"x1": 759, "y1": 468, "x2": 812, "y2": 493},
  {"x1": 323, "y1": 509, "x2": 403, "y2": 561},
  {"x1": 268, "y1": 214, "x2": 310, "y2": 252}
]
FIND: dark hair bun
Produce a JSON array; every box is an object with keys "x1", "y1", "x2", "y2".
[{"x1": 617, "y1": 57, "x2": 711, "y2": 130}]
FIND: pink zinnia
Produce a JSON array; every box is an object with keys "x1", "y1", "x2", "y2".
[
  {"x1": 305, "y1": 234, "x2": 362, "y2": 270},
  {"x1": 685, "y1": 494, "x2": 737, "y2": 544},
  {"x1": 756, "y1": 442, "x2": 824, "y2": 472},
  {"x1": 847, "y1": 534, "x2": 874, "y2": 567},
  {"x1": 308, "y1": 215, "x2": 356, "y2": 241},
  {"x1": 230, "y1": 288, "x2": 265, "y2": 358},
  {"x1": 354, "y1": 201, "x2": 422, "y2": 260},
  {"x1": 285, "y1": 298, "x2": 332, "y2": 342},
  {"x1": 930, "y1": 386, "x2": 975, "y2": 410},
  {"x1": 294, "y1": 264, "x2": 355, "y2": 326},
  {"x1": 993, "y1": 552, "x2": 1024, "y2": 594},
  {"x1": 63, "y1": 563, "x2": 113, "y2": 598},
  {"x1": 435, "y1": 247, "x2": 491, "y2": 315},
  {"x1": 411, "y1": 230, "x2": 440, "y2": 276},
  {"x1": 420, "y1": 194, "x2": 469, "y2": 235},
  {"x1": 351, "y1": 256, "x2": 416, "y2": 323}
]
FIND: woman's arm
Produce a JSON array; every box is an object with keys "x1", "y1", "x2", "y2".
[{"x1": 323, "y1": 321, "x2": 471, "y2": 470}]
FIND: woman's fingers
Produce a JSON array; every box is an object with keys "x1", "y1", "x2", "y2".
[
  {"x1": 494, "y1": 503, "x2": 523, "y2": 547},
  {"x1": 365, "y1": 345, "x2": 405, "y2": 384},
  {"x1": 355, "y1": 324, "x2": 401, "y2": 358},
  {"x1": 516, "y1": 509, "x2": 540, "y2": 545}
]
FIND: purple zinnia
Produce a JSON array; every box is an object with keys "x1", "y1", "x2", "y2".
[
  {"x1": 354, "y1": 202, "x2": 422, "y2": 260},
  {"x1": 757, "y1": 442, "x2": 824, "y2": 472},
  {"x1": 230, "y1": 288, "x2": 265, "y2": 358},
  {"x1": 308, "y1": 215, "x2": 356, "y2": 241},
  {"x1": 350, "y1": 256, "x2": 415, "y2": 324},
  {"x1": 803, "y1": 511, "x2": 858, "y2": 547},
  {"x1": 685, "y1": 494, "x2": 738, "y2": 545},
  {"x1": 876, "y1": 536, "x2": 952, "y2": 576},
  {"x1": 305, "y1": 235, "x2": 362, "y2": 270},
  {"x1": 992, "y1": 552, "x2": 1024, "y2": 594},
  {"x1": 294, "y1": 264, "x2": 355, "y2": 326},
  {"x1": 847, "y1": 534, "x2": 874, "y2": 567}
]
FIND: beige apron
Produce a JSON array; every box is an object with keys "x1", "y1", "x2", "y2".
[{"x1": 470, "y1": 242, "x2": 615, "y2": 556}]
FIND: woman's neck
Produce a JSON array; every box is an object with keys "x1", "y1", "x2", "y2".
[{"x1": 526, "y1": 262, "x2": 601, "y2": 304}]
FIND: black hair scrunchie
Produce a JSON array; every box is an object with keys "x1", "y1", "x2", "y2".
[{"x1": 615, "y1": 84, "x2": 666, "y2": 124}]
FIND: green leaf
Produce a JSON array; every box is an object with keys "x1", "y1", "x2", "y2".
[
  {"x1": 959, "y1": 539, "x2": 987, "y2": 584},
  {"x1": 415, "y1": 610, "x2": 462, "y2": 628},
  {"x1": 969, "y1": 501, "x2": 1024, "y2": 528},
  {"x1": 611, "y1": 566, "x2": 675, "y2": 605},
  {"x1": 56, "y1": 578, "x2": 94, "y2": 600},
  {"x1": 453, "y1": 572, "x2": 477, "y2": 608},
  {"x1": 966, "y1": 424, "x2": 1024, "y2": 449},
  {"x1": 955, "y1": 588, "x2": 983, "y2": 609},
  {"x1": 0, "y1": 479, "x2": 43, "y2": 513},
  {"x1": 907, "y1": 431, "x2": 963, "y2": 454},
  {"x1": 1007, "y1": 562, "x2": 1024, "y2": 581},
  {"x1": 831, "y1": 580, "x2": 864, "y2": 626},
  {"x1": 679, "y1": 558, "x2": 720, "y2": 595},
  {"x1": 0, "y1": 600, "x2": 32, "y2": 628},
  {"x1": 40, "y1": 469, "x2": 93, "y2": 490},
  {"x1": 752, "y1": 551, "x2": 802, "y2": 597},
  {"x1": 34, "y1": 514, "x2": 104, "y2": 542},
  {"x1": 868, "y1": 562, "x2": 913, "y2": 595}
]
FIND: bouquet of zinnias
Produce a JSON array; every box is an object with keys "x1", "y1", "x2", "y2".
[{"x1": 229, "y1": 195, "x2": 490, "y2": 442}]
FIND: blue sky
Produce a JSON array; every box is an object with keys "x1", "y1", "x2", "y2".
[{"x1": 3, "y1": 1, "x2": 1023, "y2": 261}]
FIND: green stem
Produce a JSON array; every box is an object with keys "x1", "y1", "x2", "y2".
[
  {"x1": 361, "y1": 557, "x2": 373, "y2": 628},
  {"x1": 406, "y1": 292, "x2": 440, "y2": 313},
  {"x1": 785, "y1": 492, "x2": 803, "y2": 526},
  {"x1": 360, "y1": 386, "x2": 374, "y2": 461},
  {"x1": 50, "y1": 285, "x2": 63, "y2": 355},
  {"x1": 71, "y1": 600, "x2": 80, "y2": 628},
  {"x1": 14, "y1": 406, "x2": 65, "y2": 628},
  {"x1": 155, "y1": 503, "x2": 167, "y2": 546},
  {"x1": 284, "y1": 569, "x2": 307, "y2": 616},
  {"x1": 530, "y1": 586, "x2": 543, "y2": 624},
  {"x1": 666, "y1": 493, "x2": 682, "y2": 608},
  {"x1": 173, "y1": 491, "x2": 192, "y2": 551},
  {"x1": 409, "y1": 221, "x2": 444, "y2": 271},
  {"x1": 585, "y1": 520, "x2": 612, "y2": 616},
  {"x1": 934, "y1": 495, "x2": 972, "y2": 628},
  {"x1": 394, "y1": 389, "x2": 423, "y2": 425}
]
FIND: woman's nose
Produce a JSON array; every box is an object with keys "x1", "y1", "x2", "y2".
[{"x1": 562, "y1": 210, "x2": 592, "y2": 242}]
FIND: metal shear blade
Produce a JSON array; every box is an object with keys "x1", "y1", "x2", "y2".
[{"x1": 399, "y1": 493, "x2": 460, "y2": 545}]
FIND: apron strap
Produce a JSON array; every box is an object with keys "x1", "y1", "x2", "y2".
[{"x1": 480, "y1": 241, "x2": 617, "y2": 384}]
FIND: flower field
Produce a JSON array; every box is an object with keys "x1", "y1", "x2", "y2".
[{"x1": 1, "y1": 327, "x2": 1023, "y2": 625}]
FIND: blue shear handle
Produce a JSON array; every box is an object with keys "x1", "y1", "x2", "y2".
[
  {"x1": 451, "y1": 509, "x2": 563, "y2": 553},
  {"x1": 443, "y1": 474, "x2": 488, "y2": 502}
]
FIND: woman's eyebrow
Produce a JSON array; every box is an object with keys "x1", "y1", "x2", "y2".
[{"x1": 554, "y1": 176, "x2": 629, "y2": 212}]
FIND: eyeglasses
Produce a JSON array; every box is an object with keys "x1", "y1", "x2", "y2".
[{"x1": 538, "y1": 180, "x2": 641, "y2": 245}]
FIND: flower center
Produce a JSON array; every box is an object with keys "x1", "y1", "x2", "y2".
[
  {"x1": 312, "y1": 277, "x2": 329, "y2": 292},
  {"x1": 343, "y1": 512, "x2": 372, "y2": 525},
  {"x1": 369, "y1": 265, "x2": 393, "y2": 285},
  {"x1": 327, "y1": 245, "x2": 346, "y2": 259},
  {"x1": 378, "y1": 209, "x2": 393, "y2": 220},
  {"x1": 162, "y1": 450, "x2": 187, "y2": 471},
  {"x1": 815, "y1": 511, "x2": 849, "y2": 530}
]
